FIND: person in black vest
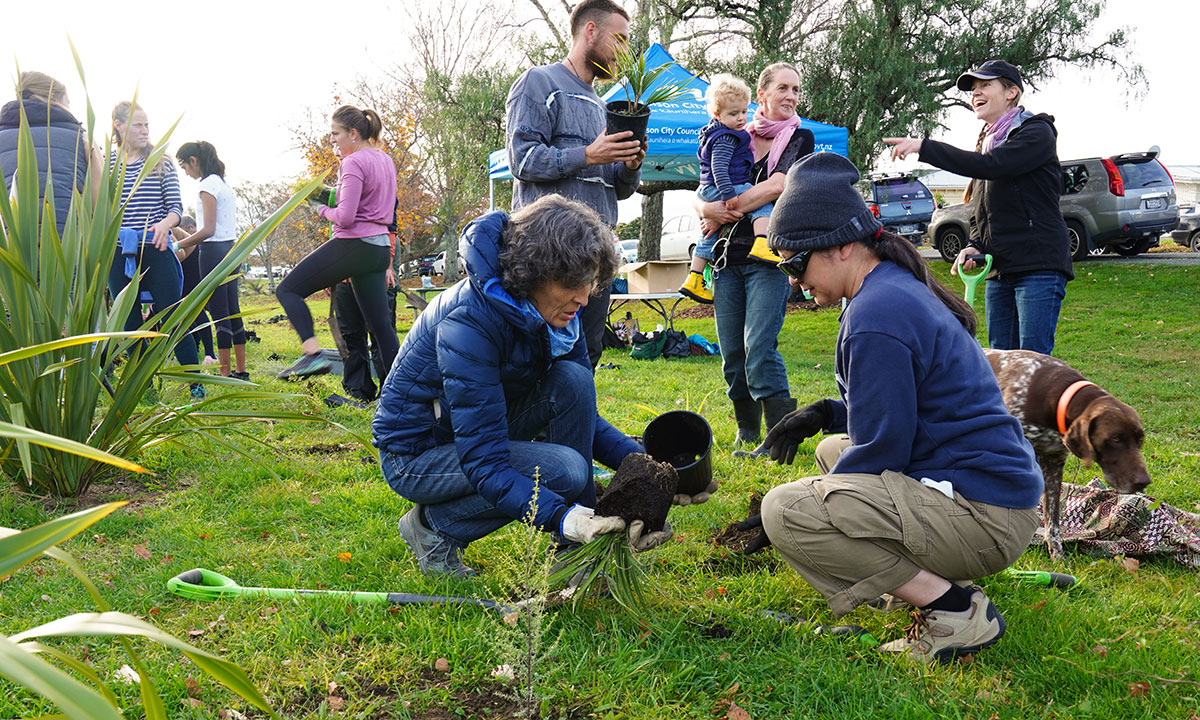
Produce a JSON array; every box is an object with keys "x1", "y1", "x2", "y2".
[
  {"x1": 0, "y1": 71, "x2": 100, "y2": 233},
  {"x1": 885, "y1": 60, "x2": 1072, "y2": 355}
]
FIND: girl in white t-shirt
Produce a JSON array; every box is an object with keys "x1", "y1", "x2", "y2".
[{"x1": 175, "y1": 141, "x2": 247, "y2": 380}]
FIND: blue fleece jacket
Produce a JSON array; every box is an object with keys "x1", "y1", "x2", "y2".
[
  {"x1": 372, "y1": 211, "x2": 641, "y2": 531},
  {"x1": 822, "y1": 261, "x2": 1042, "y2": 509}
]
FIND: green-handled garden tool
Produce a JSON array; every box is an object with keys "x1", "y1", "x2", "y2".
[
  {"x1": 1001, "y1": 568, "x2": 1077, "y2": 589},
  {"x1": 168, "y1": 568, "x2": 514, "y2": 615},
  {"x1": 958, "y1": 253, "x2": 993, "y2": 306}
]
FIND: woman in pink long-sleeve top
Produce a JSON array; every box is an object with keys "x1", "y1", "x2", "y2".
[{"x1": 275, "y1": 105, "x2": 399, "y2": 380}]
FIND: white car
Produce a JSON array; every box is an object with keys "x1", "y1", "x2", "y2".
[
  {"x1": 659, "y1": 214, "x2": 700, "y2": 261},
  {"x1": 432, "y1": 252, "x2": 446, "y2": 275}
]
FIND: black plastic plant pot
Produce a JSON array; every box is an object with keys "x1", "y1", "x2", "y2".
[
  {"x1": 606, "y1": 101, "x2": 651, "y2": 144},
  {"x1": 643, "y1": 410, "x2": 713, "y2": 496}
]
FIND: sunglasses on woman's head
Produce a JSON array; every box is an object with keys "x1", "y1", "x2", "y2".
[{"x1": 776, "y1": 250, "x2": 812, "y2": 280}]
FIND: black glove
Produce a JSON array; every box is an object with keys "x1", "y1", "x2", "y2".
[
  {"x1": 761, "y1": 399, "x2": 832, "y2": 465},
  {"x1": 736, "y1": 514, "x2": 772, "y2": 554}
]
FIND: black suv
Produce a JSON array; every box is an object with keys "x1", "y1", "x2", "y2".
[
  {"x1": 927, "y1": 149, "x2": 1179, "y2": 261},
  {"x1": 864, "y1": 173, "x2": 936, "y2": 245}
]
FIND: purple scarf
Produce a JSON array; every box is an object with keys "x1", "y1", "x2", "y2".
[
  {"x1": 982, "y1": 106, "x2": 1023, "y2": 154},
  {"x1": 747, "y1": 114, "x2": 802, "y2": 176}
]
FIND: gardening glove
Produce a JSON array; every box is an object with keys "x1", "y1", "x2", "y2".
[
  {"x1": 627, "y1": 519, "x2": 673, "y2": 553},
  {"x1": 760, "y1": 399, "x2": 833, "y2": 465},
  {"x1": 560, "y1": 505, "x2": 626, "y2": 544},
  {"x1": 673, "y1": 480, "x2": 718, "y2": 506},
  {"x1": 735, "y1": 514, "x2": 772, "y2": 554}
]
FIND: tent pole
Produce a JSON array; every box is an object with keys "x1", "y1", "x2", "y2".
[{"x1": 489, "y1": 178, "x2": 494, "y2": 211}]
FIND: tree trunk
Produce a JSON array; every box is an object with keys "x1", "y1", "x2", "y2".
[
  {"x1": 639, "y1": 192, "x2": 663, "y2": 261},
  {"x1": 443, "y1": 230, "x2": 460, "y2": 284}
]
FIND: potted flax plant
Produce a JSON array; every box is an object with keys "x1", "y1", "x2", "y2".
[{"x1": 597, "y1": 42, "x2": 694, "y2": 144}]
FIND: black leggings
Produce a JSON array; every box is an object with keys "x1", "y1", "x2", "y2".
[
  {"x1": 180, "y1": 249, "x2": 215, "y2": 357},
  {"x1": 199, "y1": 240, "x2": 245, "y2": 349},
  {"x1": 275, "y1": 237, "x2": 399, "y2": 370}
]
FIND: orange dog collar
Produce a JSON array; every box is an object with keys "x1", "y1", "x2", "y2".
[{"x1": 1057, "y1": 380, "x2": 1096, "y2": 434}]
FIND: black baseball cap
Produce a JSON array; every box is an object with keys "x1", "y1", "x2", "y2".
[{"x1": 956, "y1": 59, "x2": 1023, "y2": 93}]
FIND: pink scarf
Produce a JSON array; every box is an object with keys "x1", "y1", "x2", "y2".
[
  {"x1": 982, "y1": 106, "x2": 1023, "y2": 154},
  {"x1": 747, "y1": 114, "x2": 802, "y2": 176}
]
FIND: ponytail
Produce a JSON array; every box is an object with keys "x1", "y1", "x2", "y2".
[
  {"x1": 331, "y1": 105, "x2": 383, "y2": 144},
  {"x1": 866, "y1": 231, "x2": 976, "y2": 335},
  {"x1": 176, "y1": 140, "x2": 226, "y2": 179}
]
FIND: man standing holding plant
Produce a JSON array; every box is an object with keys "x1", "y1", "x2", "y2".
[{"x1": 505, "y1": 0, "x2": 646, "y2": 369}]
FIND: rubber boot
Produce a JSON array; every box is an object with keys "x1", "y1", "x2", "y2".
[
  {"x1": 679, "y1": 270, "x2": 713, "y2": 304},
  {"x1": 748, "y1": 235, "x2": 782, "y2": 264},
  {"x1": 730, "y1": 399, "x2": 763, "y2": 457},
  {"x1": 735, "y1": 396, "x2": 797, "y2": 460},
  {"x1": 730, "y1": 398, "x2": 761, "y2": 447}
]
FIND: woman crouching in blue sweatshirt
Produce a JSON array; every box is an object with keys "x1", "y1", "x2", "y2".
[{"x1": 742, "y1": 153, "x2": 1042, "y2": 664}]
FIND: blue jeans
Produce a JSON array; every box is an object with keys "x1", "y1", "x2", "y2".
[
  {"x1": 712, "y1": 262, "x2": 792, "y2": 402},
  {"x1": 380, "y1": 361, "x2": 597, "y2": 546},
  {"x1": 695, "y1": 183, "x2": 773, "y2": 261},
  {"x1": 985, "y1": 271, "x2": 1067, "y2": 354},
  {"x1": 107, "y1": 243, "x2": 198, "y2": 368}
]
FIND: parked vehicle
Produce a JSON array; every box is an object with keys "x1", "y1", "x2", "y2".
[
  {"x1": 418, "y1": 254, "x2": 438, "y2": 276},
  {"x1": 618, "y1": 239, "x2": 639, "y2": 264},
  {"x1": 864, "y1": 173, "x2": 935, "y2": 245},
  {"x1": 432, "y1": 251, "x2": 446, "y2": 275},
  {"x1": 929, "y1": 149, "x2": 1180, "y2": 262},
  {"x1": 1170, "y1": 204, "x2": 1200, "y2": 251},
  {"x1": 659, "y1": 214, "x2": 699, "y2": 261}
]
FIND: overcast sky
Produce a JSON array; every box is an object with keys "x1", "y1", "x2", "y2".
[{"x1": 3, "y1": 0, "x2": 1195, "y2": 223}]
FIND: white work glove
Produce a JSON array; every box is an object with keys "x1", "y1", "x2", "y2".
[
  {"x1": 673, "y1": 480, "x2": 718, "y2": 506},
  {"x1": 627, "y1": 519, "x2": 673, "y2": 553},
  {"x1": 560, "y1": 505, "x2": 625, "y2": 544}
]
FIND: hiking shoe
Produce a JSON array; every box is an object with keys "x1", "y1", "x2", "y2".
[
  {"x1": 679, "y1": 270, "x2": 713, "y2": 304},
  {"x1": 276, "y1": 352, "x2": 332, "y2": 380},
  {"x1": 230, "y1": 370, "x2": 251, "y2": 382},
  {"x1": 878, "y1": 589, "x2": 1005, "y2": 664},
  {"x1": 397, "y1": 505, "x2": 476, "y2": 578},
  {"x1": 748, "y1": 235, "x2": 782, "y2": 264},
  {"x1": 189, "y1": 383, "x2": 206, "y2": 400}
]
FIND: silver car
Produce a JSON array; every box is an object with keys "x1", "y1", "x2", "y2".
[{"x1": 927, "y1": 149, "x2": 1180, "y2": 262}]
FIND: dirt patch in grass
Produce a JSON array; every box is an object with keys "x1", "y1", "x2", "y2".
[
  {"x1": 283, "y1": 670, "x2": 591, "y2": 719},
  {"x1": 37, "y1": 472, "x2": 189, "y2": 513},
  {"x1": 712, "y1": 492, "x2": 763, "y2": 553}
]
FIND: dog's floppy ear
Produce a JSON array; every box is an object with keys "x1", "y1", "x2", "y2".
[{"x1": 1064, "y1": 407, "x2": 1096, "y2": 466}]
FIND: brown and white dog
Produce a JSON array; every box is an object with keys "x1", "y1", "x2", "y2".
[{"x1": 984, "y1": 349, "x2": 1150, "y2": 560}]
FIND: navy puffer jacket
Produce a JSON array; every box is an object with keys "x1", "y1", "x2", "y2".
[
  {"x1": 0, "y1": 98, "x2": 89, "y2": 233},
  {"x1": 372, "y1": 211, "x2": 639, "y2": 530}
]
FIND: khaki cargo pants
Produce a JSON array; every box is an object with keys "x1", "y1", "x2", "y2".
[{"x1": 761, "y1": 435, "x2": 1039, "y2": 617}]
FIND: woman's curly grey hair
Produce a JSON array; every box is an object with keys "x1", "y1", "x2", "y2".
[{"x1": 499, "y1": 194, "x2": 619, "y2": 300}]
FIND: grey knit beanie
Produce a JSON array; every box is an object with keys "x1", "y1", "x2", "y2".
[{"x1": 767, "y1": 152, "x2": 882, "y2": 252}]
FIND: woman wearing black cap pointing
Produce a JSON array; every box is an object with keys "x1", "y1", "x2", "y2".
[
  {"x1": 739, "y1": 152, "x2": 1042, "y2": 664},
  {"x1": 885, "y1": 59, "x2": 1072, "y2": 355}
]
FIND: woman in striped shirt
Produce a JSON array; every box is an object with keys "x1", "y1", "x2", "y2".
[{"x1": 107, "y1": 101, "x2": 200, "y2": 395}]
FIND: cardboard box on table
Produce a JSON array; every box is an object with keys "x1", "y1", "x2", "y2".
[{"x1": 619, "y1": 261, "x2": 690, "y2": 294}]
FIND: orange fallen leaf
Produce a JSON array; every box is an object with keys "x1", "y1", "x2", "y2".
[
  {"x1": 187, "y1": 629, "x2": 205, "y2": 637},
  {"x1": 133, "y1": 545, "x2": 152, "y2": 561},
  {"x1": 184, "y1": 677, "x2": 200, "y2": 697},
  {"x1": 336, "y1": 552, "x2": 353, "y2": 563},
  {"x1": 434, "y1": 657, "x2": 450, "y2": 672},
  {"x1": 1121, "y1": 557, "x2": 1140, "y2": 573},
  {"x1": 327, "y1": 696, "x2": 345, "y2": 711},
  {"x1": 1128, "y1": 681, "x2": 1150, "y2": 697},
  {"x1": 726, "y1": 700, "x2": 751, "y2": 720},
  {"x1": 716, "y1": 586, "x2": 728, "y2": 595},
  {"x1": 148, "y1": 607, "x2": 161, "y2": 616},
  {"x1": 1031, "y1": 600, "x2": 1047, "y2": 610},
  {"x1": 1093, "y1": 645, "x2": 1107, "y2": 657}
]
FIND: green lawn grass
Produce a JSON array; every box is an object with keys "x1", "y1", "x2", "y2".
[{"x1": 2, "y1": 261, "x2": 1198, "y2": 719}]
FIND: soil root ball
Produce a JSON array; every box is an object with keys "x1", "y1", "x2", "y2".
[{"x1": 596, "y1": 453, "x2": 678, "y2": 532}]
